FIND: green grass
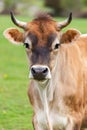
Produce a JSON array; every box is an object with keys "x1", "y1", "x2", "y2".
[
  {"x1": 0, "y1": 15, "x2": 87, "y2": 130},
  {"x1": 0, "y1": 15, "x2": 33, "y2": 130}
]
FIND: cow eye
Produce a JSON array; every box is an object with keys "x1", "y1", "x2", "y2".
[
  {"x1": 54, "y1": 43, "x2": 60, "y2": 49},
  {"x1": 24, "y1": 43, "x2": 29, "y2": 49}
]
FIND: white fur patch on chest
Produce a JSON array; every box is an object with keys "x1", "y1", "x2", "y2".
[
  {"x1": 51, "y1": 112, "x2": 68, "y2": 129},
  {"x1": 34, "y1": 81, "x2": 69, "y2": 130},
  {"x1": 36, "y1": 109, "x2": 68, "y2": 130}
]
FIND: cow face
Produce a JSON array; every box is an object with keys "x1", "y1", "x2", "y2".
[
  {"x1": 4, "y1": 12, "x2": 81, "y2": 81},
  {"x1": 23, "y1": 19, "x2": 62, "y2": 81}
]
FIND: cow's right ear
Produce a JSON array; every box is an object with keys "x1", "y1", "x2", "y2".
[
  {"x1": 60, "y1": 29, "x2": 81, "y2": 44},
  {"x1": 3, "y1": 28, "x2": 24, "y2": 44}
]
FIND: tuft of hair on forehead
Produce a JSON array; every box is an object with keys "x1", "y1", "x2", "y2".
[{"x1": 33, "y1": 12, "x2": 53, "y2": 21}]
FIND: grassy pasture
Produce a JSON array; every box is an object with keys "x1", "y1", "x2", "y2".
[{"x1": 0, "y1": 15, "x2": 87, "y2": 130}]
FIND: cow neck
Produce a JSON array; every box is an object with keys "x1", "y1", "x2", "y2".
[
  {"x1": 34, "y1": 79, "x2": 53, "y2": 130},
  {"x1": 34, "y1": 78, "x2": 55, "y2": 103}
]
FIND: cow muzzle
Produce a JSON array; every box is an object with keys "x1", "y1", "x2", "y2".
[{"x1": 29, "y1": 65, "x2": 51, "y2": 81}]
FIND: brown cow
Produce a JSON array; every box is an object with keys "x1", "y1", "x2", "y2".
[{"x1": 4, "y1": 12, "x2": 87, "y2": 130}]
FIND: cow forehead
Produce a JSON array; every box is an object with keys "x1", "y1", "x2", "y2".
[
  {"x1": 25, "y1": 20, "x2": 59, "y2": 46},
  {"x1": 28, "y1": 19, "x2": 57, "y2": 32},
  {"x1": 27, "y1": 16, "x2": 56, "y2": 28}
]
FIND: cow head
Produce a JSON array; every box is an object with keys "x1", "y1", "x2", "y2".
[{"x1": 4, "y1": 12, "x2": 80, "y2": 81}]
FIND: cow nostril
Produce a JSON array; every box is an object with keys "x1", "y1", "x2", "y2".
[
  {"x1": 31, "y1": 67, "x2": 36, "y2": 74},
  {"x1": 43, "y1": 68, "x2": 48, "y2": 74},
  {"x1": 31, "y1": 67, "x2": 48, "y2": 75}
]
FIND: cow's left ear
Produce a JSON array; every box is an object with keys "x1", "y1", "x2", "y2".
[
  {"x1": 60, "y1": 29, "x2": 81, "y2": 44},
  {"x1": 3, "y1": 28, "x2": 24, "y2": 44}
]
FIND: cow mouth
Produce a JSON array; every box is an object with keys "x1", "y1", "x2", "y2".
[
  {"x1": 33, "y1": 76, "x2": 47, "y2": 81},
  {"x1": 30, "y1": 74, "x2": 50, "y2": 81}
]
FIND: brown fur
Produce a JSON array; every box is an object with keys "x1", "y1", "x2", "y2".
[
  {"x1": 28, "y1": 35, "x2": 87, "y2": 130},
  {"x1": 6, "y1": 28, "x2": 23, "y2": 43},
  {"x1": 28, "y1": 39, "x2": 86, "y2": 130},
  {"x1": 60, "y1": 29, "x2": 81, "y2": 44}
]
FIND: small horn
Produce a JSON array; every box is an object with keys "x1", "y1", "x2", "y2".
[
  {"x1": 10, "y1": 11, "x2": 27, "y2": 29},
  {"x1": 57, "y1": 12, "x2": 72, "y2": 29}
]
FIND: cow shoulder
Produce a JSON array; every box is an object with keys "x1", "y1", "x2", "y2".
[
  {"x1": 3, "y1": 28, "x2": 24, "y2": 44},
  {"x1": 60, "y1": 29, "x2": 81, "y2": 44}
]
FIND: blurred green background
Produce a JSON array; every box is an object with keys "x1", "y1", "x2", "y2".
[
  {"x1": 0, "y1": 0, "x2": 87, "y2": 17},
  {"x1": 0, "y1": 0, "x2": 87, "y2": 130}
]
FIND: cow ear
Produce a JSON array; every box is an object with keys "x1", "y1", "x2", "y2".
[
  {"x1": 60, "y1": 29, "x2": 81, "y2": 44},
  {"x1": 3, "y1": 28, "x2": 24, "y2": 44}
]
